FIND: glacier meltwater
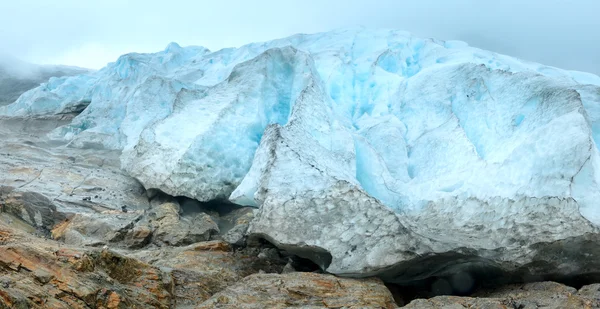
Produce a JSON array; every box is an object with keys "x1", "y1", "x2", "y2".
[{"x1": 3, "y1": 28, "x2": 600, "y2": 279}]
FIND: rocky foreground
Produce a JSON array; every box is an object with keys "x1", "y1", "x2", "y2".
[{"x1": 0, "y1": 116, "x2": 599, "y2": 308}]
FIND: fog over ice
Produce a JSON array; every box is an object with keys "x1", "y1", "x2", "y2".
[{"x1": 0, "y1": 0, "x2": 598, "y2": 75}]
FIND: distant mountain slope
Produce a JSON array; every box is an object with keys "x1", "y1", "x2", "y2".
[{"x1": 0, "y1": 56, "x2": 89, "y2": 106}]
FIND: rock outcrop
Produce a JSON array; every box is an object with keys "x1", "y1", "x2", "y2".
[
  {"x1": 0, "y1": 226, "x2": 173, "y2": 308},
  {"x1": 0, "y1": 216, "x2": 392, "y2": 308}
]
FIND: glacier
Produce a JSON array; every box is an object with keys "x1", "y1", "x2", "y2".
[{"x1": 3, "y1": 28, "x2": 600, "y2": 280}]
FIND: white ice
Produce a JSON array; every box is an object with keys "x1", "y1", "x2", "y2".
[{"x1": 3, "y1": 28, "x2": 600, "y2": 225}]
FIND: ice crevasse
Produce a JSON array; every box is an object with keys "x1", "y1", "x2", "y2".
[{"x1": 4, "y1": 28, "x2": 600, "y2": 279}]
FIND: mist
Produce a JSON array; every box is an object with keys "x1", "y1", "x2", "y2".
[
  {"x1": 0, "y1": 52, "x2": 89, "y2": 106},
  {"x1": 0, "y1": 53, "x2": 46, "y2": 79},
  {"x1": 0, "y1": 0, "x2": 599, "y2": 75}
]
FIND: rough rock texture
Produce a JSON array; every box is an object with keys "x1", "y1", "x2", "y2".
[
  {"x1": 51, "y1": 212, "x2": 140, "y2": 246},
  {"x1": 222, "y1": 223, "x2": 249, "y2": 246},
  {"x1": 127, "y1": 240, "x2": 289, "y2": 307},
  {"x1": 0, "y1": 117, "x2": 150, "y2": 248},
  {"x1": 196, "y1": 272, "x2": 397, "y2": 309},
  {"x1": 0, "y1": 190, "x2": 64, "y2": 231},
  {"x1": 0, "y1": 117, "x2": 226, "y2": 251},
  {"x1": 218, "y1": 206, "x2": 253, "y2": 246},
  {"x1": 403, "y1": 281, "x2": 600, "y2": 308},
  {"x1": 0, "y1": 225, "x2": 172, "y2": 308},
  {"x1": 138, "y1": 199, "x2": 220, "y2": 247},
  {"x1": 0, "y1": 225, "x2": 393, "y2": 309},
  {"x1": 0, "y1": 206, "x2": 290, "y2": 309},
  {"x1": 0, "y1": 117, "x2": 149, "y2": 212}
]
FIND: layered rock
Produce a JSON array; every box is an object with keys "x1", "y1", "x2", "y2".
[
  {"x1": 0, "y1": 227, "x2": 173, "y2": 308},
  {"x1": 0, "y1": 210, "x2": 385, "y2": 308}
]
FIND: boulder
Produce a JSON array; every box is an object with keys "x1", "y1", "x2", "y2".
[
  {"x1": 128, "y1": 240, "x2": 288, "y2": 307},
  {"x1": 0, "y1": 191, "x2": 64, "y2": 231},
  {"x1": 196, "y1": 272, "x2": 397, "y2": 309},
  {"x1": 148, "y1": 200, "x2": 219, "y2": 246},
  {"x1": 404, "y1": 281, "x2": 600, "y2": 309}
]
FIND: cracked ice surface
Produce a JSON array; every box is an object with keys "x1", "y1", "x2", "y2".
[{"x1": 2, "y1": 28, "x2": 600, "y2": 227}]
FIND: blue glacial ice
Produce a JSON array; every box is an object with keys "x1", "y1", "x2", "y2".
[{"x1": 3, "y1": 28, "x2": 600, "y2": 227}]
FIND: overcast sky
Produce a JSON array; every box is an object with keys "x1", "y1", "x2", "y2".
[{"x1": 1, "y1": 0, "x2": 598, "y2": 75}]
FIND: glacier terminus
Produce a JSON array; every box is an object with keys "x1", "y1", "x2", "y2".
[{"x1": 3, "y1": 28, "x2": 600, "y2": 283}]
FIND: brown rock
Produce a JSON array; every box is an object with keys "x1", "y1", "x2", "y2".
[
  {"x1": 150, "y1": 202, "x2": 219, "y2": 246},
  {"x1": 0, "y1": 223, "x2": 172, "y2": 309},
  {"x1": 128, "y1": 241, "x2": 287, "y2": 307},
  {"x1": 50, "y1": 216, "x2": 72, "y2": 239},
  {"x1": 0, "y1": 229, "x2": 10, "y2": 244},
  {"x1": 94, "y1": 249, "x2": 172, "y2": 308},
  {"x1": 191, "y1": 240, "x2": 232, "y2": 252},
  {"x1": 50, "y1": 212, "x2": 144, "y2": 247},
  {"x1": 403, "y1": 281, "x2": 600, "y2": 309},
  {"x1": 123, "y1": 225, "x2": 153, "y2": 249},
  {"x1": 577, "y1": 283, "x2": 600, "y2": 299},
  {"x1": 196, "y1": 272, "x2": 397, "y2": 309},
  {"x1": 95, "y1": 289, "x2": 130, "y2": 309},
  {"x1": 105, "y1": 291, "x2": 123, "y2": 309},
  {"x1": 403, "y1": 296, "x2": 506, "y2": 309}
]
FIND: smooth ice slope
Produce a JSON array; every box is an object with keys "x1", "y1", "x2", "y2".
[{"x1": 3, "y1": 28, "x2": 600, "y2": 279}]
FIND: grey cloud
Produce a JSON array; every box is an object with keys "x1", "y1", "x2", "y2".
[{"x1": 0, "y1": 0, "x2": 598, "y2": 74}]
